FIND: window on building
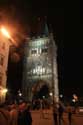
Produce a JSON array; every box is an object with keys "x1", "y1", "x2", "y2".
[
  {"x1": 2, "y1": 42, "x2": 5, "y2": 49},
  {"x1": 46, "y1": 68, "x2": 52, "y2": 74},
  {"x1": 33, "y1": 69, "x2": 36, "y2": 74},
  {"x1": 0, "y1": 73, "x2": 2, "y2": 85},
  {"x1": 39, "y1": 48, "x2": 41, "y2": 54},
  {"x1": 31, "y1": 49, "x2": 37, "y2": 55},
  {"x1": 0, "y1": 55, "x2": 4, "y2": 66},
  {"x1": 32, "y1": 66, "x2": 46, "y2": 75},
  {"x1": 42, "y1": 48, "x2": 48, "y2": 53},
  {"x1": 42, "y1": 67, "x2": 45, "y2": 74},
  {"x1": 37, "y1": 66, "x2": 43, "y2": 75}
]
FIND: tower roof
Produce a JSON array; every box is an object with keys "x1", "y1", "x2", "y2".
[
  {"x1": 41, "y1": 23, "x2": 49, "y2": 36},
  {"x1": 36, "y1": 17, "x2": 49, "y2": 37},
  {"x1": 30, "y1": 17, "x2": 51, "y2": 37}
]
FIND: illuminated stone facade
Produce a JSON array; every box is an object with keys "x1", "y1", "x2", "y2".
[
  {"x1": 22, "y1": 33, "x2": 59, "y2": 102},
  {"x1": 0, "y1": 33, "x2": 10, "y2": 103}
]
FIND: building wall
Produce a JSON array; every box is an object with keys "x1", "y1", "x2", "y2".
[{"x1": 0, "y1": 33, "x2": 10, "y2": 103}]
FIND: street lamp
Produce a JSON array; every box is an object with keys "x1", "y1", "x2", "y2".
[
  {"x1": 60, "y1": 94, "x2": 63, "y2": 98},
  {"x1": 0, "y1": 26, "x2": 18, "y2": 46},
  {"x1": 73, "y1": 94, "x2": 78, "y2": 101},
  {"x1": 1, "y1": 27, "x2": 11, "y2": 39},
  {"x1": 49, "y1": 92, "x2": 53, "y2": 97},
  {"x1": 1, "y1": 88, "x2": 8, "y2": 94},
  {"x1": 19, "y1": 92, "x2": 22, "y2": 97},
  {"x1": 0, "y1": 87, "x2": 8, "y2": 103}
]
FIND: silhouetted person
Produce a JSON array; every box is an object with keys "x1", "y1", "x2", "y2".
[
  {"x1": 10, "y1": 103, "x2": 18, "y2": 125},
  {"x1": 53, "y1": 105, "x2": 58, "y2": 125},
  {"x1": 18, "y1": 101, "x2": 32, "y2": 125},
  {"x1": 58, "y1": 103, "x2": 64, "y2": 125},
  {"x1": 0, "y1": 102, "x2": 10, "y2": 125},
  {"x1": 67, "y1": 105, "x2": 72, "y2": 125}
]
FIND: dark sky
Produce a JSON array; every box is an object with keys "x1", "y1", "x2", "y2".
[
  {"x1": 0, "y1": 1, "x2": 82, "y2": 98},
  {"x1": 64, "y1": 2, "x2": 82, "y2": 97}
]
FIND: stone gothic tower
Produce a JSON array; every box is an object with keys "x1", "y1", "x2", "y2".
[{"x1": 22, "y1": 23, "x2": 59, "y2": 102}]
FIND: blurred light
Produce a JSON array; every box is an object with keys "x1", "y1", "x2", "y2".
[
  {"x1": 79, "y1": 108, "x2": 83, "y2": 112},
  {"x1": 49, "y1": 92, "x2": 53, "y2": 96},
  {"x1": 43, "y1": 96, "x2": 45, "y2": 99},
  {"x1": 0, "y1": 26, "x2": 18, "y2": 47},
  {"x1": 18, "y1": 90, "x2": 22, "y2": 97},
  {"x1": 72, "y1": 99, "x2": 76, "y2": 102},
  {"x1": 60, "y1": 94, "x2": 63, "y2": 98},
  {"x1": 73, "y1": 94, "x2": 78, "y2": 100},
  {"x1": 1, "y1": 88, "x2": 8, "y2": 94},
  {"x1": 1, "y1": 27, "x2": 11, "y2": 39},
  {"x1": 19, "y1": 93, "x2": 22, "y2": 96}
]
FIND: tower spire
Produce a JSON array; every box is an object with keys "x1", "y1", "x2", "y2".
[
  {"x1": 42, "y1": 16, "x2": 49, "y2": 36},
  {"x1": 37, "y1": 16, "x2": 49, "y2": 36}
]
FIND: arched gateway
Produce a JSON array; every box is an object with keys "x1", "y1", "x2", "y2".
[
  {"x1": 22, "y1": 25, "x2": 59, "y2": 103},
  {"x1": 31, "y1": 80, "x2": 50, "y2": 99}
]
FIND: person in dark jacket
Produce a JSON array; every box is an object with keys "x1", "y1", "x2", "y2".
[
  {"x1": 67, "y1": 104, "x2": 72, "y2": 125},
  {"x1": 18, "y1": 101, "x2": 32, "y2": 125},
  {"x1": 58, "y1": 103, "x2": 64, "y2": 125},
  {"x1": 53, "y1": 104, "x2": 58, "y2": 125}
]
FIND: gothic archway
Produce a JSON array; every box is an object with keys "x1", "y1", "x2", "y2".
[{"x1": 31, "y1": 80, "x2": 51, "y2": 100}]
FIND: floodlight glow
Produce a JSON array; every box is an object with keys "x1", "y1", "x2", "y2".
[
  {"x1": 49, "y1": 92, "x2": 53, "y2": 96},
  {"x1": 19, "y1": 93, "x2": 22, "y2": 96},
  {"x1": 72, "y1": 99, "x2": 76, "y2": 102},
  {"x1": 0, "y1": 26, "x2": 18, "y2": 46},
  {"x1": 1, "y1": 27, "x2": 11, "y2": 39},
  {"x1": 2, "y1": 88, "x2": 8, "y2": 94}
]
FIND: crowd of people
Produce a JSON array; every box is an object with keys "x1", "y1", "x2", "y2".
[
  {"x1": 0, "y1": 99, "x2": 74, "y2": 125},
  {"x1": 53, "y1": 101, "x2": 73, "y2": 125},
  {"x1": 0, "y1": 101, "x2": 32, "y2": 125}
]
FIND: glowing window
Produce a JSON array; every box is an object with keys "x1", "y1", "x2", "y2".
[
  {"x1": 42, "y1": 67, "x2": 45, "y2": 73},
  {"x1": 33, "y1": 69, "x2": 36, "y2": 74}
]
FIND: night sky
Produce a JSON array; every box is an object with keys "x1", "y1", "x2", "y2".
[{"x1": 0, "y1": 1, "x2": 82, "y2": 98}]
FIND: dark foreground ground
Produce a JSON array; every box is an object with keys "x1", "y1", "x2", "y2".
[{"x1": 31, "y1": 109, "x2": 83, "y2": 125}]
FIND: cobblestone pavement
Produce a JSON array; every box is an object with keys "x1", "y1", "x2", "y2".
[
  {"x1": 31, "y1": 109, "x2": 83, "y2": 125},
  {"x1": 31, "y1": 109, "x2": 54, "y2": 125}
]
